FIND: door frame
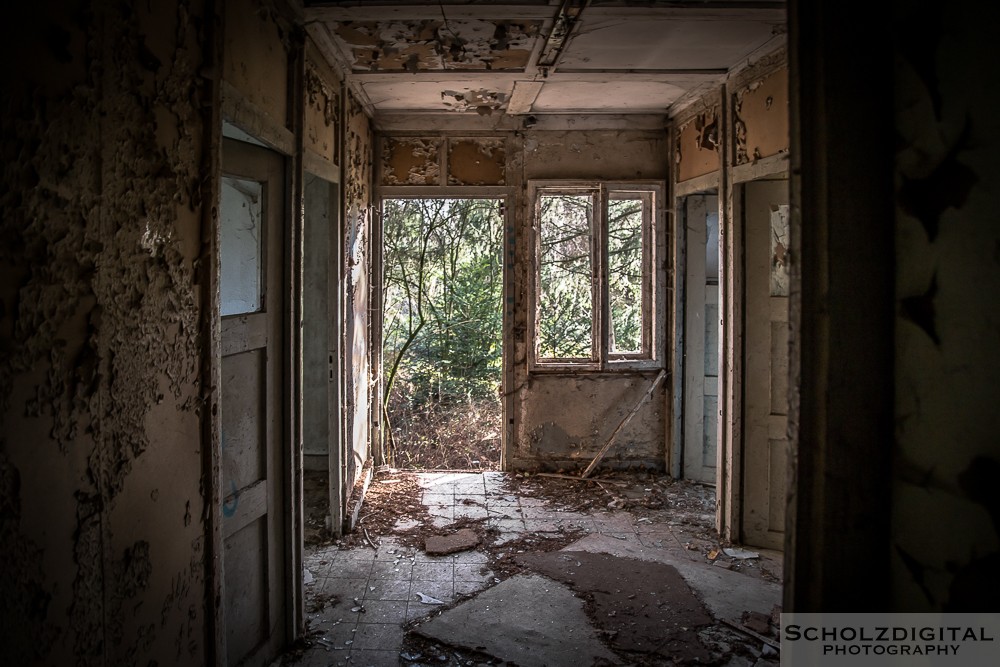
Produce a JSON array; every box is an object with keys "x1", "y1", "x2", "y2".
[
  {"x1": 717, "y1": 165, "x2": 790, "y2": 545},
  {"x1": 209, "y1": 127, "x2": 303, "y2": 665},
  {"x1": 677, "y1": 193, "x2": 721, "y2": 485},
  {"x1": 372, "y1": 189, "x2": 513, "y2": 469}
]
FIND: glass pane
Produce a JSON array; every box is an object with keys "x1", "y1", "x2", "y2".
[
  {"x1": 220, "y1": 177, "x2": 264, "y2": 316},
  {"x1": 537, "y1": 193, "x2": 594, "y2": 359},
  {"x1": 608, "y1": 195, "x2": 645, "y2": 354}
]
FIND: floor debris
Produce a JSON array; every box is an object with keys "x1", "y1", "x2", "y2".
[{"x1": 284, "y1": 470, "x2": 783, "y2": 667}]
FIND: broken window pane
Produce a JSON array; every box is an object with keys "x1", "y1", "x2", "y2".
[
  {"x1": 608, "y1": 195, "x2": 645, "y2": 354},
  {"x1": 537, "y1": 193, "x2": 594, "y2": 359},
  {"x1": 220, "y1": 177, "x2": 264, "y2": 316}
]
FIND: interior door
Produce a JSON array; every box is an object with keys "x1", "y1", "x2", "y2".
[
  {"x1": 742, "y1": 179, "x2": 790, "y2": 550},
  {"x1": 219, "y1": 137, "x2": 287, "y2": 666},
  {"x1": 682, "y1": 195, "x2": 720, "y2": 484}
]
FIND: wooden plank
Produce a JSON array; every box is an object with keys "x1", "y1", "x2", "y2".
[{"x1": 581, "y1": 369, "x2": 667, "y2": 478}]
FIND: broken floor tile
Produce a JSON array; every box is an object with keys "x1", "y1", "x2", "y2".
[{"x1": 424, "y1": 528, "x2": 479, "y2": 555}]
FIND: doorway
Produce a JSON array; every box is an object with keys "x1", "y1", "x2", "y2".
[
  {"x1": 681, "y1": 193, "x2": 721, "y2": 485},
  {"x1": 380, "y1": 198, "x2": 506, "y2": 470},
  {"x1": 739, "y1": 178, "x2": 790, "y2": 550}
]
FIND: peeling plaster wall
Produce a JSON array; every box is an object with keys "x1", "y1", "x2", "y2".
[
  {"x1": 892, "y1": 2, "x2": 1000, "y2": 610},
  {"x1": 734, "y1": 67, "x2": 789, "y2": 165},
  {"x1": 676, "y1": 104, "x2": 722, "y2": 182},
  {"x1": 381, "y1": 138, "x2": 441, "y2": 185},
  {"x1": 1, "y1": 1, "x2": 210, "y2": 664},
  {"x1": 305, "y1": 49, "x2": 341, "y2": 164},
  {"x1": 345, "y1": 91, "x2": 374, "y2": 488},
  {"x1": 448, "y1": 138, "x2": 506, "y2": 186}
]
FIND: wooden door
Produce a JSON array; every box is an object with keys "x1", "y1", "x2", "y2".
[
  {"x1": 682, "y1": 195, "x2": 720, "y2": 484},
  {"x1": 219, "y1": 138, "x2": 288, "y2": 666},
  {"x1": 742, "y1": 179, "x2": 790, "y2": 549}
]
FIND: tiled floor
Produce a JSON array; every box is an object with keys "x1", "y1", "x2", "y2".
[
  {"x1": 296, "y1": 473, "x2": 509, "y2": 667},
  {"x1": 286, "y1": 471, "x2": 781, "y2": 667}
]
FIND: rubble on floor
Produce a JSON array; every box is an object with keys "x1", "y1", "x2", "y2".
[{"x1": 280, "y1": 470, "x2": 783, "y2": 667}]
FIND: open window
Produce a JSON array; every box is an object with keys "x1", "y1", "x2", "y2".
[{"x1": 529, "y1": 181, "x2": 664, "y2": 371}]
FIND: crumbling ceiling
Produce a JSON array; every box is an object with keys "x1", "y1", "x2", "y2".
[{"x1": 304, "y1": 1, "x2": 786, "y2": 121}]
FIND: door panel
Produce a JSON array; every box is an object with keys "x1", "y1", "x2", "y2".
[
  {"x1": 683, "y1": 195, "x2": 719, "y2": 483},
  {"x1": 220, "y1": 137, "x2": 286, "y2": 667},
  {"x1": 742, "y1": 179, "x2": 789, "y2": 549}
]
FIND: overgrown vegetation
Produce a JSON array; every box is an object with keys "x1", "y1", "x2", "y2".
[{"x1": 382, "y1": 199, "x2": 503, "y2": 469}]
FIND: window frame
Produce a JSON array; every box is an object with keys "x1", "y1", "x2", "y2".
[{"x1": 528, "y1": 180, "x2": 664, "y2": 372}]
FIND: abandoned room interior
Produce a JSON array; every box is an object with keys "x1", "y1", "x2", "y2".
[{"x1": 2, "y1": 0, "x2": 998, "y2": 665}]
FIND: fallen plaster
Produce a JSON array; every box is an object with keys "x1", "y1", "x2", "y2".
[
  {"x1": 563, "y1": 532, "x2": 781, "y2": 625},
  {"x1": 414, "y1": 574, "x2": 620, "y2": 666},
  {"x1": 517, "y1": 551, "x2": 714, "y2": 662}
]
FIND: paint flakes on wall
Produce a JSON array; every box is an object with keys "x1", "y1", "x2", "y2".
[
  {"x1": 441, "y1": 88, "x2": 508, "y2": 114},
  {"x1": 733, "y1": 68, "x2": 789, "y2": 165},
  {"x1": 448, "y1": 138, "x2": 506, "y2": 185},
  {"x1": 382, "y1": 138, "x2": 441, "y2": 185},
  {"x1": 333, "y1": 20, "x2": 539, "y2": 72},
  {"x1": 1, "y1": 0, "x2": 208, "y2": 663},
  {"x1": 305, "y1": 60, "x2": 341, "y2": 164},
  {"x1": 675, "y1": 107, "x2": 720, "y2": 182}
]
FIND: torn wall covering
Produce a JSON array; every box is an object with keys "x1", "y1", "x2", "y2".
[
  {"x1": 0, "y1": 1, "x2": 209, "y2": 665},
  {"x1": 892, "y1": 2, "x2": 1000, "y2": 611},
  {"x1": 675, "y1": 106, "x2": 721, "y2": 182},
  {"x1": 345, "y1": 91, "x2": 374, "y2": 490},
  {"x1": 733, "y1": 67, "x2": 789, "y2": 165},
  {"x1": 448, "y1": 138, "x2": 506, "y2": 186},
  {"x1": 334, "y1": 20, "x2": 539, "y2": 72},
  {"x1": 305, "y1": 59, "x2": 341, "y2": 164},
  {"x1": 382, "y1": 138, "x2": 441, "y2": 186}
]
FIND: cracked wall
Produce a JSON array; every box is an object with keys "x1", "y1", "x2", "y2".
[
  {"x1": 892, "y1": 1, "x2": 1000, "y2": 610},
  {"x1": 0, "y1": 1, "x2": 209, "y2": 664}
]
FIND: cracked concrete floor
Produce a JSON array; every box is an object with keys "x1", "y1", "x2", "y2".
[{"x1": 277, "y1": 471, "x2": 782, "y2": 667}]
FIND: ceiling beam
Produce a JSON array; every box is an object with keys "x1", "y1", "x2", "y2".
[
  {"x1": 304, "y1": 5, "x2": 559, "y2": 22},
  {"x1": 506, "y1": 80, "x2": 545, "y2": 115},
  {"x1": 373, "y1": 111, "x2": 668, "y2": 133},
  {"x1": 348, "y1": 70, "x2": 725, "y2": 84}
]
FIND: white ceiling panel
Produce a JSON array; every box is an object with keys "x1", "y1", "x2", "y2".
[
  {"x1": 559, "y1": 19, "x2": 780, "y2": 71},
  {"x1": 531, "y1": 80, "x2": 687, "y2": 113}
]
